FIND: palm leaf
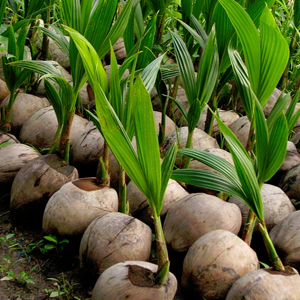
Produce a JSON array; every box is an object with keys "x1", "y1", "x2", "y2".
[
  {"x1": 219, "y1": 0, "x2": 260, "y2": 94},
  {"x1": 258, "y1": 7, "x2": 289, "y2": 107},
  {"x1": 171, "y1": 31, "x2": 196, "y2": 105},
  {"x1": 265, "y1": 113, "x2": 288, "y2": 181},
  {"x1": 171, "y1": 168, "x2": 246, "y2": 200},
  {"x1": 215, "y1": 114, "x2": 264, "y2": 221}
]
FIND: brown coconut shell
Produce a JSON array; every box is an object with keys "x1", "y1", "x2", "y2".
[
  {"x1": 228, "y1": 116, "x2": 251, "y2": 148},
  {"x1": 0, "y1": 131, "x2": 19, "y2": 145},
  {"x1": 228, "y1": 183, "x2": 295, "y2": 233},
  {"x1": 0, "y1": 93, "x2": 50, "y2": 136},
  {"x1": 163, "y1": 126, "x2": 219, "y2": 159},
  {"x1": 182, "y1": 229, "x2": 259, "y2": 300},
  {"x1": 79, "y1": 212, "x2": 152, "y2": 279},
  {"x1": 127, "y1": 178, "x2": 189, "y2": 226},
  {"x1": 92, "y1": 261, "x2": 178, "y2": 300},
  {"x1": 225, "y1": 267, "x2": 300, "y2": 300},
  {"x1": 0, "y1": 78, "x2": 9, "y2": 101},
  {"x1": 163, "y1": 193, "x2": 242, "y2": 253},
  {"x1": 19, "y1": 106, "x2": 94, "y2": 150},
  {"x1": 43, "y1": 178, "x2": 118, "y2": 239},
  {"x1": 10, "y1": 154, "x2": 78, "y2": 224},
  {"x1": 0, "y1": 144, "x2": 39, "y2": 195},
  {"x1": 279, "y1": 163, "x2": 300, "y2": 203},
  {"x1": 270, "y1": 210, "x2": 300, "y2": 270}
]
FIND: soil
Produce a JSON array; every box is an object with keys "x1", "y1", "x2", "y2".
[{"x1": 0, "y1": 191, "x2": 186, "y2": 300}]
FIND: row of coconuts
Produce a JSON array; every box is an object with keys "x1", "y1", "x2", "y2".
[{"x1": 1, "y1": 39, "x2": 300, "y2": 299}]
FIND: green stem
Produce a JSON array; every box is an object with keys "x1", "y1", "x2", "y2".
[
  {"x1": 96, "y1": 141, "x2": 110, "y2": 187},
  {"x1": 259, "y1": 221, "x2": 285, "y2": 271},
  {"x1": 57, "y1": 111, "x2": 74, "y2": 162},
  {"x1": 155, "y1": 12, "x2": 166, "y2": 45},
  {"x1": 242, "y1": 210, "x2": 256, "y2": 246},
  {"x1": 153, "y1": 214, "x2": 170, "y2": 285},
  {"x1": 119, "y1": 167, "x2": 129, "y2": 214},
  {"x1": 182, "y1": 128, "x2": 194, "y2": 169}
]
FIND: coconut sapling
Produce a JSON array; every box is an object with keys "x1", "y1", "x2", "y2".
[
  {"x1": 68, "y1": 28, "x2": 177, "y2": 294},
  {"x1": 1, "y1": 24, "x2": 33, "y2": 132},
  {"x1": 218, "y1": 0, "x2": 290, "y2": 245}
]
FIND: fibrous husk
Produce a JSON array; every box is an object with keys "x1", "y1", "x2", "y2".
[
  {"x1": 228, "y1": 183, "x2": 295, "y2": 233},
  {"x1": 163, "y1": 127, "x2": 219, "y2": 158},
  {"x1": 112, "y1": 38, "x2": 126, "y2": 61},
  {"x1": 80, "y1": 212, "x2": 152, "y2": 278},
  {"x1": 0, "y1": 144, "x2": 39, "y2": 195},
  {"x1": 228, "y1": 116, "x2": 251, "y2": 149},
  {"x1": 0, "y1": 78, "x2": 9, "y2": 101},
  {"x1": 0, "y1": 131, "x2": 19, "y2": 145},
  {"x1": 128, "y1": 179, "x2": 189, "y2": 226},
  {"x1": 270, "y1": 210, "x2": 300, "y2": 270},
  {"x1": 10, "y1": 154, "x2": 78, "y2": 224},
  {"x1": 278, "y1": 163, "x2": 300, "y2": 203},
  {"x1": 43, "y1": 178, "x2": 118, "y2": 239},
  {"x1": 19, "y1": 106, "x2": 94, "y2": 150},
  {"x1": 92, "y1": 261, "x2": 178, "y2": 300},
  {"x1": 226, "y1": 267, "x2": 300, "y2": 300},
  {"x1": 0, "y1": 93, "x2": 50, "y2": 136},
  {"x1": 163, "y1": 193, "x2": 242, "y2": 253},
  {"x1": 198, "y1": 107, "x2": 240, "y2": 135},
  {"x1": 70, "y1": 127, "x2": 136, "y2": 187},
  {"x1": 279, "y1": 141, "x2": 300, "y2": 173},
  {"x1": 182, "y1": 230, "x2": 259, "y2": 300}
]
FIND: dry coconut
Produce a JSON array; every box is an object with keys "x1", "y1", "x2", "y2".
[
  {"x1": 43, "y1": 178, "x2": 118, "y2": 238},
  {"x1": 127, "y1": 178, "x2": 189, "y2": 226},
  {"x1": 92, "y1": 261, "x2": 177, "y2": 300},
  {"x1": 226, "y1": 267, "x2": 300, "y2": 300},
  {"x1": 0, "y1": 131, "x2": 19, "y2": 145},
  {"x1": 80, "y1": 212, "x2": 152, "y2": 278},
  {"x1": 0, "y1": 144, "x2": 39, "y2": 194},
  {"x1": 163, "y1": 126, "x2": 219, "y2": 159},
  {"x1": 0, "y1": 78, "x2": 9, "y2": 101},
  {"x1": 163, "y1": 193, "x2": 242, "y2": 252},
  {"x1": 279, "y1": 163, "x2": 300, "y2": 203},
  {"x1": 10, "y1": 154, "x2": 78, "y2": 224},
  {"x1": 270, "y1": 210, "x2": 300, "y2": 269},
  {"x1": 0, "y1": 93, "x2": 50, "y2": 136},
  {"x1": 228, "y1": 183, "x2": 295, "y2": 232},
  {"x1": 182, "y1": 229, "x2": 259, "y2": 300},
  {"x1": 20, "y1": 106, "x2": 94, "y2": 150},
  {"x1": 228, "y1": 116, "x2": 251, "y2": 148}
]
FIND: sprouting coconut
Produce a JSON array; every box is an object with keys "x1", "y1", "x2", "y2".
[
  {"x1": 68, "y1": 28, "x2": 178, "y2": 297},
  {"x1": 91, "y1": 261, "x2": 177, "y2": 300},
  {"x1": 10, "y1": 154, "x2": 78, "y2": 224},
  {"x1": 269, "y1": 210, "x2": 300, "y2": 269},
  {"x1": 228, "y1": 116, "x2": 251, "y2": 148},
  {"x1": 0, "y1": 131, "x2": 19, "y2": 145},
  {"x1": 278, "y1": 163, "x2": 300, "y2": 203},
  {"x1": 163, "y1": 193, "x2": 242, "y2": 253},
  {"x1": 0, "y1": 79, "x2": 9, "y2": 101},
  {"x1": 228, "y1": 183, "x2": 295, "y2": 233},
  {"x1": 79, "y1": 212, "x2": 152, "y2": 278},
  {"x1": 0, "y1": 143, "x2": 39, "y2": 195},
  {"x1": 19, "y1": 106, "x2": 93, "y2": 151},
  {"x1": 127, "y1": 178, "x2": 189, "y2": 226},
  {"x1": 43, "y1": 177, "x2": 118, "y2": 241},
  {"x1": 225, "y1": 267, "x2": 300, "y2": 300},
  {"x1": 163, "y1": 126, "x2": 219, "y2": 165},
  {"x1": 0, "y1": 92, "x2": 49, "y2": 136},
  {"x1": 181, "y1": 230, "x2": 259, "y2": 300}
]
